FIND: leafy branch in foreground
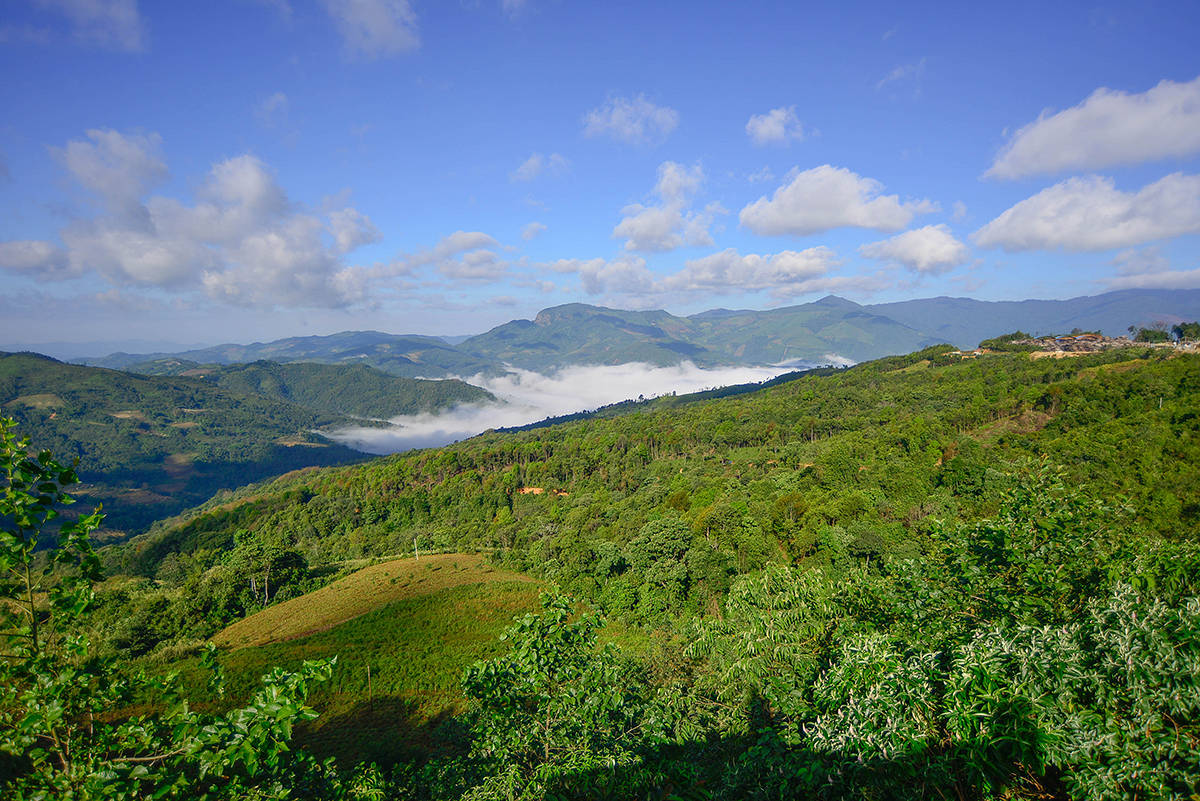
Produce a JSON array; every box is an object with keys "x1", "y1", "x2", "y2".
[{"x1": 0, "y1": 417, "x2": 339, "y2": 800}]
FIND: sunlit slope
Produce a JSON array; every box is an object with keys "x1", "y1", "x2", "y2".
[
  {"x1": 198, "y1": 557, "x2": 541, "y2": 764},
  {"x1": 213, "y1": 552, "x2": 534, "y2": 649}
]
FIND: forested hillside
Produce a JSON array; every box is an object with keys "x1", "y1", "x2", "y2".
[
  {"x1": 7, "y1": 346, "x2": 1200, "y2": 799},
  {"x1": 123, "y1": 346, "x2": 1199, "y2": 575},
  {"x1": 0, "y1": 352, "x2": 368, "y2": 533}
]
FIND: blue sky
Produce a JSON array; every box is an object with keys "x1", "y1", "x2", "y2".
[{"x1": 1, "y1": 0, "x2": 1199, "y2": 347}]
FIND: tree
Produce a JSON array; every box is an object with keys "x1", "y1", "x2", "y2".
[
  {"x1": 1172, "y1": 320, "x2": 1200, "y2": 342},
  {"x1": 0, "y1": 418, "x2": 337, "y2": 799},
  {"x1": 226, "y1": 528, "x2": 308, "y2": 608},
  {"x1": 459, "y1": 592, "x2": 675, "y2": 799}
]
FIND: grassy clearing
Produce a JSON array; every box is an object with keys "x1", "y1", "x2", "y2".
[
  {"x1": 9, "y1": 392, "x2": 65, "y2": 409},
  {"x1": 214, "y1": 553, "x2": 533, "y2": 649},
  {"x1": 179, "y1": 579, "x2": 542, "y2": 766}
]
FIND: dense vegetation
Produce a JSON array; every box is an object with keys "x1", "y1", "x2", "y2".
[
  {"x1": 5, "y1": 344, "x2": 1200, "y2": 799},
  {"x1": 0, "y1": 352, "x2": 374, "y2": 534}
]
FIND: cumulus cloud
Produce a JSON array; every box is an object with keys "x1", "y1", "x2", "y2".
[
  {"x1": 35, "y1": 0, "x2": 144, "y2": 51},
  {"x1": 613, "y1": 161, "x2": 723, "y2": 252},
  {"x1": 739, "y1": 164, "x2": 936, "y2": 236},
  {"x1": 746, "y1": 106, "x2": 804, "y2": 146},
  {"x1": 0, "y1": 130, "x2": 379, "y2": 308},
  {"x1": 327, "y1": 362, "x2": 793, "y2": 454},
  {"x1": 972, "y1": 173, "x2": 1200, "y2": 252},
  {"x1": 661, "y1": 247, "x2": 841, "y2": 297},
  {"x1": 521, "y1": 221, "x2": 547, "y2": 240},
  {"x1": 322, "y1": 0, "x2": 418, "y2": 58},
  {"x1": 55, "y1": 128, "x2": 167, "y2": 218},
  {"x1": 327, "y1": 207, "x2": 382, "y2": 253},
  {"x1": 549, "y1": 255, "x2": 655, "y2": 296},
  {"x1": 987, "y1": 75, "x2": 1200, "y2": 179},
  {"x1": 550, "y1": 245, "x2": 879, "y2": 303},
  {"x1": 859, "y1": 224, "x2": 970, "y2": 274},
  {"x1": 582, "y1": 95, "x2": 679, "y2": 145},
  {"x1": 510, "y1": 152, "x2": 568, "y2": 182}
]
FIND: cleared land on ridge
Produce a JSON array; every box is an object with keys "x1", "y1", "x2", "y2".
[{"x1": 213, "y1": 552, "x2": 535, "y2": 650}]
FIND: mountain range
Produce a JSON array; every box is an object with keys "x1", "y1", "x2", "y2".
[{"x1": 82, "y1": 289, "x2": 1200, "y2": 376}]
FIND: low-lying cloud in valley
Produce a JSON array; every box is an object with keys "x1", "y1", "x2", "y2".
[{"x1": 326, "y1": 361, "x2": 799, "y2": 454}]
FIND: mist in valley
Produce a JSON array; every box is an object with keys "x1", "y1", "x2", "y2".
[{"x1": 326, "y1": 361, "x2": 797, "y2": 454}]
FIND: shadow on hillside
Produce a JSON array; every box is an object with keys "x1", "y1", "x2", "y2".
[
  {"x1": 297, "y1": 694, "x2": 1074, "y2": 800},
  {"x1": 298, "y1": 695, "x2": 469, "y2": 769},
  {"x1": 522, "y1": 726, "x2": 1069, "y2": 801}
]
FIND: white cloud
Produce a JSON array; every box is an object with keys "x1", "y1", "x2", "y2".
[
  {"x1": 987, "y1": 76, "x2": 1200, "y2": 179},
  {"x1": 661, "y1": 246, "x2": 841, "y2": 297},
  {"x1": 952, "y1": 200, "x2": 968, "y2": 222},
  {"x1": 550, "y1": 255, "x2": 656, "y2": 295},
  {"x1": 613, "y1": 161, "x2": 723, "y2": 252},
  {"x1": 1105, "y1": 268, "x2": 1200, "y2": 290},
  {"x1": 739, "y1": 164, "x2": 936, "y2": 236},
  {"x1": 327, "y1": 207, "x2": 382, "y2": 253},
  {"x1": 972, "y1": 173, "x2": 1200, "y2": 252},
  {"x1": 327, "y1": 361, "x2": 791, "y2": 454},
  {"x1": 55, "y1": 128, "x2": 167, "y2": 217},
  {"x1": 0, "y1": 130, "x2": 378, "y2": 308},
  {"x1": 365, "y1": 231, "x2": 507, "y2": 283},
  {"x1": 1111, "y1": 246, "x2": 1169, "y2": 276},
  {"x1": 1102, "y1": 245, "x2": 1200, "y2": 290},
  {"x1": 428, "y1": 230, "x2": 498, "y2": 260},
  {"x1": 510, "y1": 152, "x2": 568, "y2": 182},
  {"x1": 0, "y1": 240, "x2": 71, "y2": 278},
  {"x1": 859, "y1": 224, "x2": 970, "y2": 274},
  {"x1": 501, "y1": 0, "x2": 528, "y2": 15},
  {"x1": 746, "y1": 106, "x2": 804, "y2": 146},
  {"x1": 437, "y1": 249, "x2": 507, "y2": 281},
  {"x1": 521, "y1": 221, "x2": 547, "y2": 240},
  {"x1": 747, "y1": 166, "x2": 775, "y2": 183},
  {"x1": 321, "y1": 0, "x2": 418, "y2": 58},
  {"x1": 35, "y1": 0, "x2": 144, "y2": 51},
  {"x1": 876, "y1": 58, "x2": 925, "y2": 91},
  {"x1": 582, "y1": 95, "x2": 679, "y2": 145},
  {"x1": 550, "y1": 245, "x2": 880, "y2": 304},
  {"x1": 255, "y1": 91, "x2": 289, "y2": 126}
]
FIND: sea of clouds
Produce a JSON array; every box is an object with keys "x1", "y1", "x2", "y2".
[{"x1": 325, "y1": 361, "x2": 800, "y2": 454}]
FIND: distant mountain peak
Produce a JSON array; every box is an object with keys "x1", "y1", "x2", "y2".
[{"x1": 810, "y1": 295, "x2": 861, "y2": 309}]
